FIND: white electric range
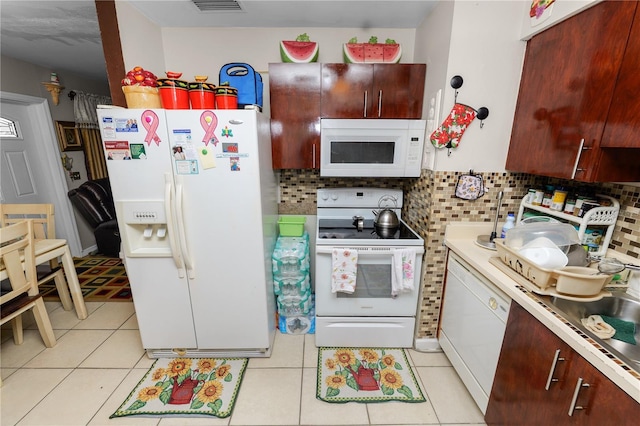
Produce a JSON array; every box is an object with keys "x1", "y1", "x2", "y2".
[{"x1": 314, "y1": 188, "x2": 425, "y2": 348}]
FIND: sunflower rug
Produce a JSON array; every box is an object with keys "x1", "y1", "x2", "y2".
[
  {"x1": 111, "y1": 357, "x2": 248, "y2": 419},
  {"x1": 317, "y1": 347, "x2": 426, "y2": 404}
]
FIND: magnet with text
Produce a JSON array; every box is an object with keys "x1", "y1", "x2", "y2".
[{"x1": 105, "y1": 141, "x2": 133, "y2": 160}]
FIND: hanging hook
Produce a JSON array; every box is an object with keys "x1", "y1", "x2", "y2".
[
  {"x1": 450, "y1": 75, "x2": 463, "y2": 103},
  {"x1": 476, "y1": 107, "x2": 489, "y2": 128}
]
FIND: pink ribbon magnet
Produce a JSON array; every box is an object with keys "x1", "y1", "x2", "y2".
[
  {"x1": 141, "y1": 110, "x2": 161, "y2": 146},
  {"x1": 200, "y1": 111, "x2": 219, "y2": 146}
]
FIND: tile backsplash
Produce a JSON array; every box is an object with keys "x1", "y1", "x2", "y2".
[{"x1": 278, "y1": 169, "x2": 640, "y2": 338}]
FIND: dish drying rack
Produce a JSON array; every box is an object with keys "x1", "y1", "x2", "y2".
[{"x1": 516, "y1": 194, "x2": 620, "y2": 258}]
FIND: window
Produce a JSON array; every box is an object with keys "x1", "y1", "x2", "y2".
[{"x1": 0, "y1": 117, "x2": 20, "y2": 138}]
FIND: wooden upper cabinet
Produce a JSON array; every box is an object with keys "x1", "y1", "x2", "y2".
[
  {"x1": 269, "y1": 63, "x2": 322, "y2": 169},
  {"x1": 320, "y1": 64, "x2": 374, "y2": 118},
  {"x1": 505, "y1": 1, "x2": 640, "y2": 182},
  {"x1": 269, "y1": 62, "x2": 426, "y2": 169},
  {"x1": 321, "y1": 63, "x2": 425, "y2": 119},
  {"x1": 601, "y1": 7, "x2": 640, "y2": 148}
]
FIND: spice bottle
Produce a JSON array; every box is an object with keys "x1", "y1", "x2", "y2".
[
  {"x1": 541, "y1": 185, "x2": 554, "y2": 208},
  {"x1": 550, "y1": 187, "x2": 568, "y2": 211},
  {"x1": 531, "y1": 188, "x2": 544, "y2": 206},
  {"x1": 563, "y1": 195, "x2": 576, "y2": 215}
]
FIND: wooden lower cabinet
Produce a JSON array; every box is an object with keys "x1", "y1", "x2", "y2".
[{"x1": 485, "y1": 303, "x2": 639, "y2": 425}]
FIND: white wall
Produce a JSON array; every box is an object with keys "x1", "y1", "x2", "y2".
[
  {"x1": 115, "y1": 1, "x2": 166, "y2": 81},
  {"x1": 415, "y1": 1, "x2": 527, "y2": 174},
  {"x1": 413, "y1": 0, "x2": 454, "y2": 170}
]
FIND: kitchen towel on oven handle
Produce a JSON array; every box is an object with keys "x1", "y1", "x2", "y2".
[
  {"x1": 455, "y1": 170, "x2": 486, "y2": 201},
  {"x1": 392, "y1": 248, "x2": 416, "y2": 297},
  {"x1": 331, "y1": 248, "x2": 357, "y2": 294}
]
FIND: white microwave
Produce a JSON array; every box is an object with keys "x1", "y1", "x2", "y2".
[{"x1": 320, "y1": 119, "x2": 426, "y2": 177}]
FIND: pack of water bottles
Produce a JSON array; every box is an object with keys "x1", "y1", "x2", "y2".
[
  {"x1": 272, "y1": 231, "x2": 314, "y2": 334},
  {"x1": 271, "y1": 232, "x2": 310, "y2": 277}
]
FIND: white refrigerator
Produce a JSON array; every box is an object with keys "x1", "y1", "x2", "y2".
[{"x1": 97, "y1": 108, "x2": 277, "y2": 358}]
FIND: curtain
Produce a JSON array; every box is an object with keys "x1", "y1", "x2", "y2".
[
  {"x1": 72, "y1": 91, "x2": 112, "y2": 180},
  {"x1": 80, "y1": 128, "x2": 108, "y2": 180},
  {"x1": 73, "y1": 91, "x2": 111, "y2": 129}
]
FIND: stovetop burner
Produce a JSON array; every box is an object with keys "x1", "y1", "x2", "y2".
[
  {"x1": 318, "y1": 218, "x2": 420, "y2": 240},
  {"x1": 316, "y1": 188, "x2": 423, "y2": 246}
]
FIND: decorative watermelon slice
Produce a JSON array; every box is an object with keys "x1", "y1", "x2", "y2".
[
  {"x1": 280, "y1": 33, "x2": 319, "y2": 63},
  {"x1": 343, "y1": 37, "x2": 402, "y2": 64}
]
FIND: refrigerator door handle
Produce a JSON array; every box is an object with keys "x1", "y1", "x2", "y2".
[
  {"x1": 165, "y1": 173, "x2": 186, "y2": 278},
  {"x1": 175, "y1": 176, "x2": 195, "y2": 279}
]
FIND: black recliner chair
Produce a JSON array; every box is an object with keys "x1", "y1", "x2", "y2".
[{"x1": 68, "y1": 178, "x2": 121, "y2": 257}]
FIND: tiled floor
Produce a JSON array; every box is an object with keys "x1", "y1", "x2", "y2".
[{"x1": 1, "y1": 301, "x2": 486, "y2": 426}]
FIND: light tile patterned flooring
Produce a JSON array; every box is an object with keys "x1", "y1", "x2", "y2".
[{"x1": 1, "y1": 301, "x2": 486, "y2": 425}]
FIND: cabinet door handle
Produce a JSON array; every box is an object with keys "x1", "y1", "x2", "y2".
[
  {"x1": 378, "y1": 89, "x2": 383, "y2": 117},
  {"x1": 545, "y1": 349, "x2": 565, "y2": 390},
  {"x1": 364, "y1": 90, "x2": 368, "y2": 117},
  {"x1": 568, "y1": 377, "x2": 590, "y2": 416},
  {"x1": 312, "y1": 143, "x2": 317, "y2": 169},
  {"x1": 571, "y1": 138, "x2": 586, "y2": 179}
]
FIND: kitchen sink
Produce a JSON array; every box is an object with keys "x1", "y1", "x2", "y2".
[{"x1": 546, "y1": 292, "x2": 640, "y2": 372}]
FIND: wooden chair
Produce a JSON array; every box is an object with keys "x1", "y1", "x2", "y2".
[
  {"x1": 0, "y1": 204, "x2": 73, "y2": 311},
  {"x1": 1, "y1": 220, "x2": 57, "y2": 348}
]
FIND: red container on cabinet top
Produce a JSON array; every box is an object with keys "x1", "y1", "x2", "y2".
[
  {"x1": 215, "y1": 85, "x2": 238, "y2": 109},
  {"x1": 188, "y1": 76, "x2": 216, "y2": 109},
  {"x1": 157, "y1": 72, "x2": 189, "y2": 109}
]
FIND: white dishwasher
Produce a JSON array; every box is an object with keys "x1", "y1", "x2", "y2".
[{"x1": 439, "y1": 252, "x2": 511, "y2": 414}]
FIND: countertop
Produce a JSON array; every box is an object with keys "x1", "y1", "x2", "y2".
[{"x1": 444, "y1": 222, "x2": 640, "y2": 403}]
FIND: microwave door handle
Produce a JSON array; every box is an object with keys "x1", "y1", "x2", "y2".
[
  {"x1": 363, "y1": 90, "x2": 368, "y2": 117},
  {"x1": 378, "y1": 89, "x2": 382, "y2": 117}
]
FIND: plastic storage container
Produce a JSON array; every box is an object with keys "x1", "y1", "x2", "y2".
[
  {"x1": 504, "y1": 222, "x2": 580, "y2": 253},
  {"x1": 278, "y1": 216, "x2": 306, "y2": 237}
]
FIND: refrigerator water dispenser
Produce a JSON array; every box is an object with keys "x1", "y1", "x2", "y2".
[{"x1": 117, "y1": 201, "x2": 172, "y2": 257}]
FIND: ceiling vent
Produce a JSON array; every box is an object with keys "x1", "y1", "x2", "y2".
[{"x1": 191, "y1": 0, "x2": 243, "y2": 12}]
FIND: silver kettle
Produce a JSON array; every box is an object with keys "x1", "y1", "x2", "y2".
[{"x1": 372, "y1": 196, "x2": 400, "y2": 238}]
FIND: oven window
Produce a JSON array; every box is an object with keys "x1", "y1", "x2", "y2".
[
  {"x1": 336, "y1": 264, "x2": 392, "y2": 298},
  {"x1": 330, "y1": 141, "x2": 395, "y2": 164}
]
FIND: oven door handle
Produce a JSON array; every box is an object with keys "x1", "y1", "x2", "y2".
[{"x1": 315, "y1": 246, "x2": 424, "y2": 255}]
